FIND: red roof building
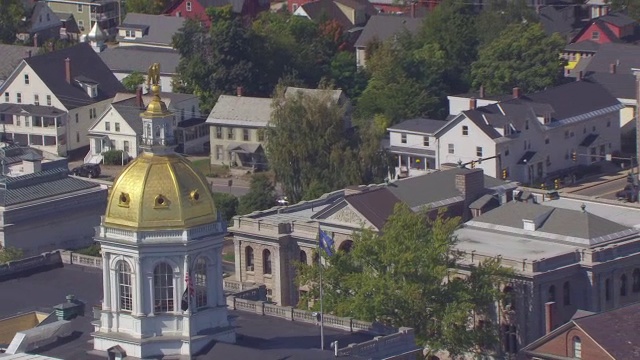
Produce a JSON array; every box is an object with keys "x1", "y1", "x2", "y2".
[{"x1": 164, "y1": 0, "x2": 270, "y2": 26}]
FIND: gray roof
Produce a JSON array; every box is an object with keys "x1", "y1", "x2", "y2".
[
  {"x1": 388, "y1": 118, "x2": 446, "y2": 134},
  {"x1": 584, "y1": 71, "x2": 637, "y2": 100},
  {"x1": 598, "y1": 11, "x2": 637, "y2": 27},
  {"x1": 538, "y1": 2, "x2": 579, "y2": 38},
  {"x1": 0, "y1": 168, "x2": 100, "y2": 206},
  {"x1": 0, "y1": 103, "x2": 66, "y2": 117},
  {"x1": 564, "y1": 40, "x2": 601, "y2": 52},
  {"x1": 387, "y1": 168, "x2": 512, "y2": 209},
  {"x1": 451, "y1": 81, "x2": 623, "y2": 140},
  {"x1": 0, "y1": 44, "x2": 38, "y2": 81},
  {"x1": 117, "y1": 13, "x2": 185, "y2": 46},
  {"x1": 354, "y1": 15, "x2": 423, "y2": 48},
  {"x1": 468, "y1": 201, "x2": 636, "y2": 246},
  {"x1": 98, "y1": 46, "x2": 180, "y2": 74},
  {"x1": 110, "y1": 96, "x2": 146, "y2": 135},
  {"x1": 583, "y1": 42, "x2": 640, "y2": 75},
  {"x1": 207, "y1": 95, "x2": 273, "y2": 127},
  {"x1": 284, "y1": 87, "x2": 345, "y2": 103},
  {"x1": 387, "y1": 145, "x2": 435, "y2": 157}
]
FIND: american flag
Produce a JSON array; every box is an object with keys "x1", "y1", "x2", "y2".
[{"x1": 185, "y1": 271, "x2": 195, "y2": 297}]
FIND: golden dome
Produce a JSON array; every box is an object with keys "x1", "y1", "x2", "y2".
[
  {"x1": 104, "y1": 152, "x2": 217, "y2": 230},
  {"x1": 142, "y1": 85, "x2": 170, "y2": 118}
]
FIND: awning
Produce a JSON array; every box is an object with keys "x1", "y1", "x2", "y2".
[
  {"x1": 226, "y1": 143, "x2": 263, "y2": 154},
  {"x1": 517, "y1": 151, "x2": 537, "y2": 165},
  {"x1": 579, "y1": 134, "x2": 599, "y2": 147},
  {"x1": 387, "y1": 145, "x2": 435, "y2": 157}
]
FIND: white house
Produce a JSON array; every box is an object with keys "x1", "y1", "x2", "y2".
[
  {"x1": 86, "y1": 90, "x2": 205, "y2": 163},
  {"x1": 386, "y1": 118, "x2": 445, "y2": 178},
  {"x1": 0, "y1": 43, "x2": 125, "y2": 157},
  {"x1": 435, "y1": 82, "x2": 623, "y2": 185}
]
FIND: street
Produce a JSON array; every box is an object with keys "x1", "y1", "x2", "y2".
[
  {"x1": 568, "y1": 176, "x2": 628, "y2": 200},
  {"x1": 209, "y1": 178, "x2": 250, "y2": 197}
]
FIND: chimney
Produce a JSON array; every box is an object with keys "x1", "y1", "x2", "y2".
[
  {"x1": 479, "y1": 85, "x2": 485, "y2": 99},
  {"x1": 236, "y1": 86, "x2": 243, "y2": 97},
  {"x1": 577, "y1": 70, "x2": 583, "y2": 81},
  {"x1": 136, "y1": 86, "x2": 143, "y2": 108},
  {"x1": 455, "y1": 169, "x2": 485, "y2": 206},
  {"x1": 469, "y1": 97, "x2": 477, "y2": 110},
  {"x1": 512, "y1": 87, "x2": 521, "y2": 99},
  {"x1": 25, "y1": 50, "x2": 31, "y2": 59},
  {"x1": 610, "y1": 63, "x2": 617, "y2": 74},
  {"x1": 545, "y1": 301, "x2": 555, "y2": 334},
  {"x1": 33, "y1": 33, "x2": 38, "y2": 48},
  {"x1": 21, "y1": 153, "x2": 43, "y2": 174},
  {"x1": 64, "y1": 58, "x2": 71, "y2": 84},
  {"x1": 410, "y1": 2, "x2": 416, "y2": 18}
]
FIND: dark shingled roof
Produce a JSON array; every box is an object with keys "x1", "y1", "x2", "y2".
[
  {"x1": 0, "y1": 44, "x2": 38, "y2": 81},
  {"x1": 3, "y1": 265, "x2": 373, "y2": 360},
  {"x1": 584, "y1": 72, "x2": 636, "y2": 99},
  {"x1": 345, "y1": 187, "x2": 401, "y2": 230},
  {"x1": 0, "y1": 168, "x2": 100, "y2": 206},
  {"x1": 0, "y1": 103, "x2": 66, "y2": 117},
  {"x1": 117, "y1": 13, "x2": 185, "y2": 46},
  {"x1": 564, "y1": 40, "x2": 601, "y2": 52},
  {"x1": 98, "y1": 46, "x2": 180, "y2": 74},
  {"x1": 598, "y1": 11, "x2": 637, "y2": 27},
  {"x1": 583, "y1": 42, "x2": 640, "y2": 75},
  {"x1": 538, "y1": 2, "x2": 580, "y2": 38},
  {"x1": 388, "y1": 118, "x2": 446, "y2": 134},
  {"x1": 23, "y1": 43, "x2": 126, "y2": 110},
  {"x1": 354, "y1": 15, "x2": 423, "y2": 48}
]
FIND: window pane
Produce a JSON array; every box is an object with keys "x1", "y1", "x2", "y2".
[{"x1": 154, "y1": 263, "x2": 174, "y2": 313}]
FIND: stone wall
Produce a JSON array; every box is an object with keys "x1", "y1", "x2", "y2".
[{"x1": 0, "y1": 251, "x2": 63, "y2": 282}]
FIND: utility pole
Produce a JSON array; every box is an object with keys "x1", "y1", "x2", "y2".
[{"x1": 634, "y1": 69, "x2": 640, "y2": 180}]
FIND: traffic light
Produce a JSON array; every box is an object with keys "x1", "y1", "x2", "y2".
[
  {"x1": 571, "y1": 151, "x2": 577, "y2": 162},
  {"x1": 502, "y1": 169, "x2": 508, "y2": 180},
  {"x1": 554, "y1": 179, "x2": 560, "y2": 190},
  {"x1": 470, "y1": 161, "x2": 476, "y2": 169},
  {"x1": 540, "y1": 183, "x2": 546, "y2": 190}
]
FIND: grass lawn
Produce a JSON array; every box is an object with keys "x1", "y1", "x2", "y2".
[
  {"x1": 190, "y1": 159, "x2": 230, "y2": 178},
  {"x1": 222, "y1": 253, "x2": 235, "y2": 263}
]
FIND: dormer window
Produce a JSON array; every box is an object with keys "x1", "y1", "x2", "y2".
[
  {"x1": 88, "y1": 85, "x2": 97, "y2": 98},
  {"x1": 125, "y1": 30, "x2": 135, "y2": 38}
]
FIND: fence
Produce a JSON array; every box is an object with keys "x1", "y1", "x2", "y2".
[
  {"x1": 0, "y1": 251, "x2": 63, "y2": 281},
  {"x1": 59, "y1": 250, "x2": 102, "y2": 269}
]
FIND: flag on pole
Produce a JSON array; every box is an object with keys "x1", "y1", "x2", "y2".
[
  {"x1": 185, "y1": 271, "x2": 195, "y2": 297},
  {"x1": 319, "y1": 229, "x2": 334, "y2": 256}
]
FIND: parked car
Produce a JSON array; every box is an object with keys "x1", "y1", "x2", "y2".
[
  {"x1": 276, "y1": 196, "x2": 289, "y2": 206},
  {"x1": 71, "y1": 164, "x2": 101, "y2": 178},
  {"x1": 616, "y1": 184, "x2": 638, "y2": 203}
]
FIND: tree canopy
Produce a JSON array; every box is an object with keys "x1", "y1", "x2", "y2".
[
  {"x1": 212, "y1": 192, "x2": 239, "y2": 221},
  {"x1": 0, "y1": 246, "x2": 23, "y2": 264},
  {"x1": 0, "y1": 0, "x2": 25, "y2": 44},
  {"x1": 122, "y1": 71, "x2": 145, "y2": 92},
  {"x1": 238, "y1": 174, "x2": 277, "y2": 215},
  {"x1": 471, "y1": 23, "x2": 566, "y2": 96},
  {"x1": 125, "y1": 0, "x2": 172, "y2": 14},
  {"x1": 296, "y1": 204, "x2": 512, "y2": 356}
]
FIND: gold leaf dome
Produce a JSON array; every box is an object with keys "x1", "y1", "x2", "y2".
[{"x1": 104, "y1": 152, "x2": 217, "y2": 230}]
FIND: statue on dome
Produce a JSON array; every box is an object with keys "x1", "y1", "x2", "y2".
[{"x1": 147, "y1": 63, "x2": 161, "y2": 93}]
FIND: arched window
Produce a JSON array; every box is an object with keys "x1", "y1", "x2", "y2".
[
  {"x1": 263, "y1": 249, "x2": 272, "y2": 275},
  {"x1": 154, "y1": 262, "x2": 174, "y2": 313},
  {"x1": 502, "y1": 286, "x2": 515, "y2": 311},
  {"x1": 563, "y1": 282, "x2": 571, "y2": 306},
  {"x1": 117, "y1": 261, "x2": 132, "y2": 312},
  {"x1": 605, "y1": 278, "x2": 611, "y2": 301},
  {"x1": 620, "y1": 274, "x2": 628, "y2": 297},
  {"x1": 573, "y1": 336, "x2": 582, "y2": 359},
  {"x1": 194, "y1": 257, "x2": 207, "y2": 309},
  {"x1": 245, "y1": 246, "x2": 254, "y2": 271},
  {"x1": 548, "y1": 285, "x2": 556, "y2": 302},
  {"x1": 299, "y1": 250, "x2": 307, "y2": 264},
  {"x1": 633, "y1": 269, "x2": 640, "y2": 292}
]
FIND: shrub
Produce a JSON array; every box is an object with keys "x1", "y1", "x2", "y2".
[
  {"x1": 75, "y1": 243, "x2": 101, "y2": 257},
  {"x1": 102, "y1": 150, "x2": 128, "y2": 165}
]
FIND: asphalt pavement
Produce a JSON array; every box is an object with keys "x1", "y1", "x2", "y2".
[{"x1": 569, "y1": 176, "x2": 628, "y2": 200}]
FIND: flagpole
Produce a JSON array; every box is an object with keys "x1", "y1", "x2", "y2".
[{"x1": 319, "y1": 246, "x2": 325, "y2": 351}]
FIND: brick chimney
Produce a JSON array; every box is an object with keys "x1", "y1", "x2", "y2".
[
  {"x1": 236, "y1": 86, "x2": 243, "y2": 97},
  {"x1": 469, "y1": 97, "x2": 477, "y2": 110},
  {"x1": 65, "y1": 58, "x2": 71, "y2": 84},
  {"x1": 33, "y1": 33, "x2": 38, "y2": 48},
  {"x1": 512, "y1": 87, "x2": 521, "y2": 99},
  {"x1": 479, "y1": 85, "x2": 485, "y2": 99},
  {"x1": 545, "y1": 301, "x2": 555, "y2": 334},
  {"x1": 455, "y1": 169, "x2": 485, "y2": 205},
  {"x1": 136, "y1": 86, "x2": 143, "y2": 108},
  {"x1": 610, "y1": 63, "x2": 617, "y2": 74}
]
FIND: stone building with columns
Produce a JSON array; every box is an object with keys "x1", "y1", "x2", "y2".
[{"x1": 91, "y1": 76, "x2": 234, "y2": 359}]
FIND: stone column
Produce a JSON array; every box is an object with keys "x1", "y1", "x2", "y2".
[
  {"x1": 174, "y1": 271, "x2": 182, "y2": 313},
  {"x1": 147, "y1": 273, "x2": 155, "y2": 317},
  {"x1": 234, "y1": 239, "x2": 242, "y2": 282},
  {"x1": 207, "y1": 257, "x2": 217, "y2": 307},
  {"x1": 216, "y1": 246, "x2": 225, "y2": 306},
  {"x1": 102, "y1": 252, "x2": 111, "y2": 311},
  {"x1": 183, "y1": 255, "x2": 191, "y2": 315},
  {"x1": 135, "y1": 257, "x2": 144, "y2": 316},
  {"x1": 110, "y1": 265, "x2": 118, "y2": 313}
]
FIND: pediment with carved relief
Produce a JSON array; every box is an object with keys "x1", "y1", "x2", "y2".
[{"x1": 322, "y1": 203, "x2": 372, "y2": 228}]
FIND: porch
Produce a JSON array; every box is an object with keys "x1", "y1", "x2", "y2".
[
  {"x1": 85, "y1": 134, "x2": 133, "y2": 164},
  {"x1": 227, "y1": 143, "x2": 266, "y2": 171},
  {"x1": 388, "y1": 146, "x2": 436, "y2": 179}
]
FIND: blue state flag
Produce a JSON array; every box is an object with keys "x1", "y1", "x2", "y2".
[{"x1": 319, "y1": 229, "x2": 334, "y2": 257}]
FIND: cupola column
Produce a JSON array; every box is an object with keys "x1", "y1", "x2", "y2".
[{"x1": 135, "y1": 257, "x2": 144, "y2": 316}]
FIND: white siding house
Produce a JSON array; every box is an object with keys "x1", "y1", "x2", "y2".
[{"x1": 386, "y1": 118, "x2": 445, "y2": 178}]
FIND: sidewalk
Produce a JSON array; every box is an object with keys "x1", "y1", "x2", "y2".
[{"x1": 560, "y1": 169, "x2": 631, "y2": 194}]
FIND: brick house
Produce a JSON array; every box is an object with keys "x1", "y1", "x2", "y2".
[
  {"x1": 520, "y1": 302, "x2": 640, "y2": 359},
  {"x1": 164, "y1": 0, "x2": 270, "y2": 26}
]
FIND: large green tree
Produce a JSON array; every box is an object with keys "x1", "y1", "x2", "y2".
[
  {"x1": 296, "y1": 204, "x2": 511, "y2": 356},
  {"x1": 266, "y1": 87, "x2": 360, "y2": 203},
  {"x1": 121, "y1": 71, "x2": 145, "y2": 92},
  {"x1": 475, "y1": 0, "x2": 539, "y2": 46},
  {"x1": 0, "y1": 0, "x2": 25, "y2": 44},
  {"x1": 471, "y1": 23, "x2": 566, "y2": 96},
  {"x1": 125, "y1": 0, "x2": 172, "y2": 14},
  {"x1": 173, "y1": 6, "x2": 257, "y2": 112},
  {"x1": 238, "y1": 174, "x2": 277, "y2": 215},
  {"x1": 610, "y1": 0, "x2": 640, "y2": 22},
  {"x1": 212, "y1": 192, "x2": 239, "y2": 221}
]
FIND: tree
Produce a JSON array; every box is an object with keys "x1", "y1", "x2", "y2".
[
  {"x1": 238, "y1": 174, "x2": 276, "y2": 215},
  {"x1": 173, "y1": 7, "x2": 257, "y2": 112},
  {"x1": 0, "y1": 246, "x2": 23, "y2": 264},
  {"x1": 125, "y1": 0, "x2": 172, "y2": 14},
  {"x1": 329, "y1": 51, "x2": 368, "y2": 101},
  {"x1": 471, "y1": 23, "x2": 566, "y2": 96},
  {"x1": 266, "y1": 87, "x2": 360, "y2": 203},
  {"x1": 212, "y1": 192, "x2": 239, "y2": 221},
  {"x1": 122, "y1": 71, "x2": 145, "y2": 92},
  {"x1": 296, "y1": 204, "x2": 512, "y2": 356},
  {"x1": 475, "y1": 0, "x2": 539, "y2": 46},
  {"x1": 0, "y1": 0, "x2": 25, "y2": 44},
  {"x1": 610, "y1": 0, "x2": 640, "y2": 22}
]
